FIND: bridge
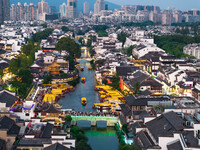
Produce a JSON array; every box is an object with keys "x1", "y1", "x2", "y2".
[{"x1": 71, "y1": 115, "x2": 119, "y2": 127}]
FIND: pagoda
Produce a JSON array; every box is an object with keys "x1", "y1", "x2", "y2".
[{"x1": 48, "y1": 61, "x2": 61, "y2": 76}]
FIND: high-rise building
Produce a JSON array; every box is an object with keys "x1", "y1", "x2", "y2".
[
  {"x1": 66, "y1": 0, "x2": 78, "y2": 18},
  {"x1": 60, "y1": 3, "x2": 67, "y2": 18},
  {"x1": 94, "y1": 0, "x2": 105, "y2": 14},
  {"x1": 162, "y1": 13, "x2": 174, "y2": 25},
  {"x1": 84, "y1": 2, "x2": 89, "y2": 15},
  {"x1": 3, "y1": 0, "x2": 10, "y2": 21},
  {"x1": 0, "y1": 0, "x2": 3, "y2": 23},
  {"x1": 10, "y1": 3, "x2": 38, "y2": 21},
  {"x1": 0, "y1": 0, "x2": 10, "y2": 23},
  {"x1": 38, "y1": 0, "x2": 49, "y2": 14}
]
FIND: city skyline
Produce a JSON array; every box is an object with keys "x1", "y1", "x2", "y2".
[
  {"x1": 10, "y1": 0, "x2": 200, "y2": 11},
  {"x1": 107, "y1": 0, "x2": 200, "y2": 10}
]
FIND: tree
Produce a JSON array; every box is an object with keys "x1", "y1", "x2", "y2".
[
  {"x1": 32, "y1": 28, "x2": 53, "y2": 42},
  {"x1": 93, "y1": 25, "x2": 109, "y2": 32},
  {"x1": 86, "y1": 39, "x2": 92, "y2": 48},
  {"x1": 133, "y1": 82, "x2": 141, "y2": 95},
  {"x1": 9, "y1": 59, "x2": 20, "y2": 74},
  {"x1": 122, "y1": 124, "x2": 129, "y2": 134},
  {"x1": 56, "y1": 37, "x2": 81, "y2": 58},
  {"x1": 10, "y1": 68, "x2": 33, "y2": 98},
  {"x1": 40, "y1": 23, "x2": 47, "y2": 28},
  {"x1": 17, "y1": 68, "x2": 33, "y2": 86},
  {"x1": 127, "y1": 45, "x2": 136, "y2": 57},
  {"x1": 65, "y1": 115, "x2": 72, "y2": 122},
  {"x1": 76, "y1": 140, "x2": 92, "y2": 150},
  {"x1": 77, "y1": 30, "x2": 85, "y2": 35},
  {"x1": 93, "y1": 25, "x2": 108, "y2": 37},
  {"x1": 118, "y1": 31, "x2": 130, "y2": 46},
  {"x1": 43, "y1": 74, "x2": 52, "y2": 84},
  {"x1": 78, "y1": 37, "x2": 84, "y2": 45},
  {"x1": 102, "y1": 78, "x2": 108, "y2": 85},
  {"x1": 64, "y1": 55, "x2": 75, "y2": 70},
  {"x1": 97, "y1": 31, "x2": 108, "y2": 37},
  {"x1": 0, "y1": 69, "x2": 3, "y2": 78},
  {"x1": 119, "y1": 144, "x2": 141, "y2": 150},
  {"x1": 61, "y1": 26, "x2": 69, "y2": 33}
]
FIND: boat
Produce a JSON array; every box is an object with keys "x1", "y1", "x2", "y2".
[
  {"x1": 81, "y1": 97, "x2": 87, "y2": 106},
  {"x1": 80, "y1": 67, "x2": 84, "y2": 71},
  {"x1": 88, "y1": 66, "x2": 92, "y2": 70},
  {"x1": 81, "y1": 77, "x2": 85, "y2": 83}
]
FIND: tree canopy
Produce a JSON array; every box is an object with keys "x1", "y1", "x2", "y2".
[
  {"x1": 154, "y1": 34, "x2": 200, "y2": 58},
  {"x1": 10, "y1": 68, "x2": 33, "y2": 98},
  {"x1": 32, "y1": 28, "x2": 53, "y2": 42},
  {"x1": 93, "y1": 25, "x2": 108, "y2": 37},
  {"x1": 56, "y1": 37, "x2": 81, "y2": 58},
  {"x1": 117, "y1": 31, "x2": 130, "y2": 46},
  {"x1": 61, "y1": 26, "x2": 70, "y2": 33}
]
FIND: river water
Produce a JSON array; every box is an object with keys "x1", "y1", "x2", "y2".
[
  {"x1": 85, "y1": 127, "x2": 119, "y2": 150},
  {"x1": 58, "y1": 59, "x2": 119, "y2": 150},
  {"x1": 58, "y1": 59, "x2": 100, "y2": 112}
]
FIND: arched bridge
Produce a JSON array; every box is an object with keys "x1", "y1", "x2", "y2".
[{"x1": 71, "y1": 115, "x2": 119, "y2": 127}]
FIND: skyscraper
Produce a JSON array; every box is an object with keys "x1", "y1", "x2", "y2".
[
  {"x1": 66, "y1": 0, "x2": 78, "y2": 18},
  {"x1": 0, "y1": 0, "x2": 3, "y2": 23},
  {"x1": 3, "y1": 0, "x2": 10, "y2": 21},
  {"x1": 0, "y1": 0, "x2": 10, "y2": 23},
  {"x1": 10, "y1": 3, "x2": 38, "y2": 21},
  {"x1": 60, "y1": 3, "x2": 67, "y2": 18},
  {"x1": 84, "y1": 2, "x2": 89, "y2": 15},
  {"x1": 94, "y1": 0, "x2": 105, "y2": 14},
  {"x1": 38, "y1": 0, "x2": 49, "y2": 14}
]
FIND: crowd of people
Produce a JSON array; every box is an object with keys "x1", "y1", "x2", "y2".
[{"x1": 64, "y1": 111, "x2": 119, "y2": 117}]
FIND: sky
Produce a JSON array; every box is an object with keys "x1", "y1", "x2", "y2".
[{"x1": 107, "y1": 0, "x2": 200, "y2": 11}]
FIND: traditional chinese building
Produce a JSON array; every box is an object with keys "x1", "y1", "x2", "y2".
[{"x1": 48, "y1": 61, "x2": 61, "y2": 76}]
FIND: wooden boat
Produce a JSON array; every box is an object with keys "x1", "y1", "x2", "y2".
[
  {"x1": 81, "y1": 77, "x2": 85, "y2": 83},
  {"x1": 81, "y1": 97, "x2": 87, "y2": 106},
  {"x1": 80, "y1": 67, "x2": 84, "y2": 71},
  {"x1": 88, "y1": 66, "x2": 92, "y2": 70}
]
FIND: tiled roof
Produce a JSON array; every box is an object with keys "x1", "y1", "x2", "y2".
[
  {"x1": 40, "y1": 123, "x2": 54, "y2": 138},
  {"x1": 0, "y1": 91, "x2": 18, "y2": 107},
  {"x1": 44, "y1": 143, "x2": 73, "y2": 150},
  {"x1": 145, "y1": 111, "x2": 184, "y2": 142},
  {"x1": 167, "y1": 140, "x2": 183, "y2": 150}
]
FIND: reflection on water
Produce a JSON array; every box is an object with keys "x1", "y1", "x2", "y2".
[
  {"x1": 85, "y1": 127, "x2": 119, "y2": 150},
  {"x1": 58, "y1": 60, "x2": 100, "y2": 112}
]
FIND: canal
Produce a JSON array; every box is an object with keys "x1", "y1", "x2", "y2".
[
  {"x1": 58, "y1": 59, "x2": 100, "y2": 112},
  {"x1": 85, "y1": 127, "x2": 119, "y2": 150},
  {"x1": 58, "y1": 59, "x2": 119, "y2": 150}
]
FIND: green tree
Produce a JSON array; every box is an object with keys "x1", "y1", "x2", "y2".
[
  {"x1": 122, "y1": 124, "x2": 129, "y2": 134},
  {"x1": 102, "y1": 78, "x2": 108, "y2": 85},
  {"x1": 56, "y1": 37, "x2": 81, "y2": 58},
  {"x1": 32, "y1": 28, "x2": 53, "y2": 42},
  {"x1": 97, "y1": 31, "x2": 108, "y2": 37},
  {"x1": 127, "y1": 45, "x2": 136, "y2": 57},
  {"x1": 86, "y1": 39, "x2": 92, "y2": 48},
  {"x1": 0, "y1": 69, "x2": 3, "y2": 78},
  {"x1": 17, "y1": 68, "x2": 33, "y2": 86},
  {"x1": 40, "y1": 23, "x2": 47, "y2": 28},
  {"x1": 77, "y1": 30, "x2": 85, "y2": 35},
  {"x1": 43, "y1": 74, "x2": 52, "y2": 84},
  {"x1": 133, "y1": 82, "x2": 141, "y2": 95},
  {"x1": 61, "y1": 26, "x2": 69, "y2": 33},
  {"x1": 64, "y1": 55, "x2": 75, "y2": 70},
  {"x1": 120, "y1": 144, "x2": 141, "y2": 150},
  {"x1": 78, "y1": 37, "x2": 84, "y2": 45},
  {"x1": 65, "y1": 115, "x2": 72, "y2": 122},
  {"x1": 118, "y1": 31, "x2": 130, "y2": 46},
  {"x1": 76, "y1": 140, "x2": 92, "y2": 150}
]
